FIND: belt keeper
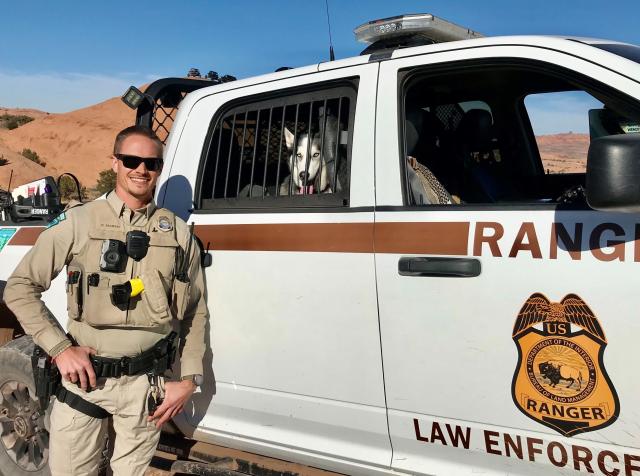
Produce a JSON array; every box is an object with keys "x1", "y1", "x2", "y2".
[
  {"x1": 112, "y1": 363, "x2": 121, "y2": 378},
  {"x1": 121, "y1": 357, "x2": 130, "y2": 376},
  {"x1": 91, "y1": 358, "x2": 103, "y2": 378}
]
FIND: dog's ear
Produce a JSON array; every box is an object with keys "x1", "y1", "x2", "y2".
[{"x1": 284, "y1": 127, "x2": 295, "y2": 150}]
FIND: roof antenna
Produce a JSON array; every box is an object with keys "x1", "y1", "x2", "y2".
[{"x1": 324, "y1": 0, "x2": 335, "y2": 61}]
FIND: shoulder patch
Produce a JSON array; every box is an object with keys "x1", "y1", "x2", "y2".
[
  {"x1": 47, "y1": 212, "x2": 66, "y2": 228},
  {"x1": 0, "y1": 228, "x2": 17, "y2": 252},
  {"x1": 47, "y1": 200, "x2": 87, "y2": 229}
]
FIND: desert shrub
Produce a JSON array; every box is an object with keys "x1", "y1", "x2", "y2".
[
  {"x1": 95, "y1": 168, "x2": 117, "y2": 195},
  {"x1": 58, "y1": 175, "x2": 87, "y2": 200},
  {"x1": 21, "y1": 148, "x2": 46, "y2": 167},
  {"x1": 1, "y1": 114, "x2": 34, "y2": 130}
]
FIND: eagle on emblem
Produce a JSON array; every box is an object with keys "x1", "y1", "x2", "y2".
[{"x1": 512, "y1": 293, "x2": 606, "y2": 342}]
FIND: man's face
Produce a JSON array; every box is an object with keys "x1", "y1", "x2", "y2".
[{"x1": 111, "y1": 134, "x2": 163, "y2": 205}]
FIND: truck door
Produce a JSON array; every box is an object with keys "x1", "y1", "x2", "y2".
[
  {"x1": 374, "y1": 42, "x2": 640, "y2": 475},
  {"x1": 161, "y1": 64, "x2": 392, "y2": 474}
]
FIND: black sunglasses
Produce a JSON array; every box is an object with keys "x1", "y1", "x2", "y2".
[{"x1": 115, "y1": 154, "x2": 164, "y2": 171}]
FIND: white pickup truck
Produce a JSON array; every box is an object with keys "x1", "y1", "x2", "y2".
[{"x1": 2, "y1": 13, "x2": 640, "y2": 476}]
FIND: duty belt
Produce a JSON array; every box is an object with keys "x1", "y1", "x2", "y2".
[
  {"x1": 89, "y1": 331, "x2": 178, "y2": 378},
  {"x1": 33, "y1": 332, "x2": 178, "y2": 420}
]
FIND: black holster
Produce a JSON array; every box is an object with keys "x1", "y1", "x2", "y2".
[{"x1": 31, "y1": 345, "x2": 61, "y2": 412}]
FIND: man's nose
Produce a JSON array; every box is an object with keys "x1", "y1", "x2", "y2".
[{"x1": 134, "y1": 161, "x2": 149, "y2": 173}]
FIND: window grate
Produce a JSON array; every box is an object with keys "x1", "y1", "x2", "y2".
[
  {"x1": 152, "y1": 92, "x2": 187, "y2": 143},
  {"x1": 199, "y1": 85, "x2": 356, "y2": 208},
  {"x1": 434, "y1": 103, "x2": 463, "y2": 132}
]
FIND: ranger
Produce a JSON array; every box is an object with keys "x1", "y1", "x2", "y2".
[{"x1": 3, "y1": 126, "x2": 208, "y2": 476}]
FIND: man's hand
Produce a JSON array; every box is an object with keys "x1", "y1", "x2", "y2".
[
  {"x1": 54, "y1": 346, "x2": 97, "y2": 391},
  {"x1": 147, "y1": 380, "x2": 196, "y2": 428}
]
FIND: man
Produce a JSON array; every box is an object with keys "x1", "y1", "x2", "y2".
[{"x1": 4, "y1": 126, "x2": 208, "y2": 476}]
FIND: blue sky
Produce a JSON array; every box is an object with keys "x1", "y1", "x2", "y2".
[{"x1": 1, "y1": 0, "x2": 639, "y2": 121}]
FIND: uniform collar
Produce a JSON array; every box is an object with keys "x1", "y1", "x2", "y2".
[{"x1": 106, "y1": 190, "x2": 157, "y2": 220}]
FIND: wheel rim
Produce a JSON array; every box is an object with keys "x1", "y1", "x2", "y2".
[{"x1": 0, "y1": 380, "x2": 48, "y2": 471}]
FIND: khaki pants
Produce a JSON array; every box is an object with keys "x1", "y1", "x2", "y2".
[{"x1": 49, "y1": 373, "x2": 161, "y2": 476}]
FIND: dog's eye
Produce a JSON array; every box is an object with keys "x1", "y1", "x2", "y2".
[
  {"x1": 313, "y1": 152, "x2": 319, "y2": 158},
  {"x1": 296, "y1": 153, "x2": 302, "y2": 158}
]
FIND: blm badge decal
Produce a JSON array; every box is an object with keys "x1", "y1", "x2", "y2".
[{"x1": 511, "y1": 293, "x2": 619, "y2": 437}]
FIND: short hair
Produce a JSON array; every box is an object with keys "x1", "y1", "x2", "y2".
[{"x1": 113, "y1": 125, "x2": 164, "y2": 155}]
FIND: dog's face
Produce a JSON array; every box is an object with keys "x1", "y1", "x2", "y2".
[{"x1": 284, "y1": 128, "x2": 327, "y2": 192}]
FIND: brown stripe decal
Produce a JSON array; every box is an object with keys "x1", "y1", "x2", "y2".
[
  {"x1": 195, "y1": 221, "x2": 469, "y2": 254},
  {"x1": 375, "y1": 222, "x2": 469, "y2": 255},
  {"x1": 8, "y1": 227, "x2": 46, "y2": 246},
  {"x1": 3, "y1": 222, "x2": 470, "y2": 255},
  {"x1": 195, "y1": 223, "x2": 375, "y2": 253}
]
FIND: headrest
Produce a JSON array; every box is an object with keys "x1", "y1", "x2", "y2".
[
  {"x1": 405, "y1": 108, "x2": 423, "y2": 156},
  {"x1": 456, "y1": 109, "x2": 494, "y2": 151}
]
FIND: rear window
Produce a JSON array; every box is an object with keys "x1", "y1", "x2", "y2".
[{"x1": 197, "y1": 82, "x2": 356, "y2": 210}]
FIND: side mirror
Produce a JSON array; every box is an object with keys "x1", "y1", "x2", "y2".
[{"x1": 586, "y1": 134, "x2": 640, "y2": 212}]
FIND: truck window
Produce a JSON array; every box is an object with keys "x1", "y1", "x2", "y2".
[
  {"x1": 198, "y1": 83, "x2": 356, "y2": 209},
  {"x1": 400, "y1": 61, "x2": 640, "y2": 206}
]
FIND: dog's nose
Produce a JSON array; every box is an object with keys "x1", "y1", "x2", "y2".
[{"x1": 299, "y1": 171, "x2": 308, "y2": 182}]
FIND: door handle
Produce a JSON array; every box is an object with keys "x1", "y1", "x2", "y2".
[{"x1": 398, "y1": 257, "x2": 481, "y2": 277}]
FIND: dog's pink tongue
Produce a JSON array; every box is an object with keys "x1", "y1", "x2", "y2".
[{"x1": 297, "y1": 185, "x2": 314, "y2": 195}]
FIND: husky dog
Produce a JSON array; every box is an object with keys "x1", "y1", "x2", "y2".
[{"x1": 279, "y1": 115, "x2": 344, "y2": 196}]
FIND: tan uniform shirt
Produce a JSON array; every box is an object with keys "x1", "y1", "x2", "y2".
[{"x1": 4, "y1": 191, "x2": 208, "y2": 377}]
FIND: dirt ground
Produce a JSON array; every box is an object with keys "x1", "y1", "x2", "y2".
[{"x1": 144, "y1": 448, "x2": 344, "y2": 476}]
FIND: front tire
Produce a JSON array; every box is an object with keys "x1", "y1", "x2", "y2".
[{"x1": 0, "y1": 336, "x2": 50, "y2": 476}]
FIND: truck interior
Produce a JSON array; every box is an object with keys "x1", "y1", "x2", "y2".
[{"x1": 402, "y1": 60, "x2": 640, "y2": 206}]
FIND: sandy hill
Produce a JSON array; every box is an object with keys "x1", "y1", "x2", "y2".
[
  {"x1": 0, "y1": 96, "x2": 135, "y2": 188},
  {"x1": 0, "y1": 142, "x2": 48, "y2": 190},
  {"x1": 536, "y1": 132, "x2": 589, "y2": 174}
]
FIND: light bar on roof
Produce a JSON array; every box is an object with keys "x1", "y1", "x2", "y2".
[{"x1": 354, "y1": 13, "x2": 483, "y2": 45}]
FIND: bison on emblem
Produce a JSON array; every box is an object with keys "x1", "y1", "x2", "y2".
[{"x1": 538, "y1": 361, "x2": 583, "y2": 390}]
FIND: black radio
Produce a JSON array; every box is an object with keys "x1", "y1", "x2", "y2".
[{"x1": 126, "y1": 230, "x2": 150, "y2": 261}]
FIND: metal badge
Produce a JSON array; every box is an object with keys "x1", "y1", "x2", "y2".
[{"x1": 158, "y1": 216, "x2": 173, "y2": 232}]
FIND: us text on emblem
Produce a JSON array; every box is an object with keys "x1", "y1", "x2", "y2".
[{"x1": 511, "y1": 293, "x2": 619, "y2": 437}]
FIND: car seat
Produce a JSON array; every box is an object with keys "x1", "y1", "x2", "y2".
[
  {"x1": 454, "y1": 109, "x2": 510, "y2": 202},
  {"x1": 405, "y1": 108, "x2": 452, "y2": 205}
]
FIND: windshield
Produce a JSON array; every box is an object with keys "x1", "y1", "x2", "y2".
[{"x1": 592, "y1": 43, "x2": 640, "y2": 65}]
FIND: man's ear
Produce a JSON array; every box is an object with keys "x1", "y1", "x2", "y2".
[
  {"x1": 111, "y1": 155, "x2": 119, "y2": 174},
  {"x1": 284, "y1": 128, "x2": 294, "y2": 150}
]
